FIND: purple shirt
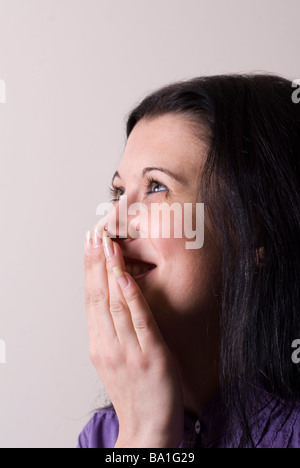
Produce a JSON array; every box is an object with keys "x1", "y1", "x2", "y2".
[{"x1": 77, "y1": 390, "x2": 300, "y2": 448}]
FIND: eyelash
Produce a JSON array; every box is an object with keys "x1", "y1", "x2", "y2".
[{"x1": 108, "y1": 176, "x2": 169, "y2": 202}]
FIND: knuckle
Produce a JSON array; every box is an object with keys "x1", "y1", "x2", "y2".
[
  {"x1": 129, "y1": 353, "x2": 149, "y2": 372},
  {"x1": 125, "y1": 287, "x2": 140, "y2": 304},
  {"x1": 109, "y1": 300, "x2": 126, "y2": 316},
  {"x1": 84, "y1": 254, "x2": 94, "y2": 270},
  {"x1": 102, "y1": 353, "x2": 116, "y2": 370},
  {"x1": 85, "y1": 287, "x2": 107, "y2": 307},
  {"x1": 89, "y1": 339, "x2": 121, "y2": 371},
  {"x1": 84, "y1": 251, "x2": 105, "y2": 269},
  {"x1": 134, "y1": 315, "x2": 152, "y2": 331},
  {"x1": 102, "y1": 348, "x2": 123, "y2": 370}
]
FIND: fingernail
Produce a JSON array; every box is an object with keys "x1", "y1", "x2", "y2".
[
  {"x1": 85, "y1": 231, "x2": 92, "y2": 250},
  {"x1": 103, "y1": 232, "x2": 114, "y2": 259},
  {"x1": 113, "y1": 266, "x2": 129, "y2": 289},
  {"x1": 93, "y1": 228, "x2": 102, "y2": 249}
]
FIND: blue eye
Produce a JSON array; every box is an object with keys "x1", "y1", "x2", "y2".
[{"x1": 108, "y1": 177, "x2": 169, "y2": 203}]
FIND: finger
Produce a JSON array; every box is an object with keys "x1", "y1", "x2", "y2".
[
  {"x1": 112, "y1": 266, "x2": 164, "y2": 353},
  {"x1": 103, "y1": 231, "x2": 141, "y2": 349},
  {"x1": 93, "y1": 220, "x2": 107, "y2": 238},
  {"x1": 84, "y1": 229, "x2": 116, "y2": 343}
]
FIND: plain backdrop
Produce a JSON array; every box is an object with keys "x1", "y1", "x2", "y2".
[{"x1": 0, "y1": 0, "x2": 299, "y2": 448}]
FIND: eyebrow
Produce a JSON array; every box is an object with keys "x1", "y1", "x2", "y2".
[{"x1": 112, "y1": 166, "x2": 184, "y2": 185}]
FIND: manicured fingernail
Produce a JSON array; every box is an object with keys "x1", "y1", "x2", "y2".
[
  {"x1": 85, "y1": 231, "x2": 92, "y2": 250},
  {"x1": 93, "y1": 228, "x2": 102, "y2": 249},
  {"x1": 113, "y1": 266, "x2": 129, "y2": 289},
  {"x1": 103, "y1": 232, "x2": 114, "y2": 259}
]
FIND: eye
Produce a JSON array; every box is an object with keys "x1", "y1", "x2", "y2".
[
  {"x1": 146, "y1": 177, "x2": 169, "y2": 195},
  {"x1": 109, "y1": 184, "x2": 124, "y2": 202},
  {"x1": 108, "y1": 177, "x2": 169, "y2": 202}
]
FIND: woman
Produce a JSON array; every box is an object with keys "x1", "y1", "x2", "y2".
[{"x1": 78, "y1": 74, "x2": 300, "y2": 448}]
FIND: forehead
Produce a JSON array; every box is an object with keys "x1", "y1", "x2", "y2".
[{"x1": 119, "y1": 114, "x2": 209, "y2": 178}]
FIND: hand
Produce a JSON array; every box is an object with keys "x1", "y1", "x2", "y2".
[{"x1": 84, "y1": 227, "x2": 184, "y2": 448}]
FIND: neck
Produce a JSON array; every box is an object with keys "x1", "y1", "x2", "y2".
[
  {"x1": 178, "y1": 355, "x2": 220, "y2": 417},
  {"x1": 167, "y1": 318, "x2": 221, "y2": 417}
]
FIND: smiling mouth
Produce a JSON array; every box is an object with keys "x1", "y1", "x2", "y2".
[{"x1": 123, "y1": 258, "x2": 157, "y2": 279}]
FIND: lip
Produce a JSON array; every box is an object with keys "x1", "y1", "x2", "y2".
[
  {"x1": 123, "y1": 256, "x2": 157, "y2": 281},
  {"x1": 123, "y1": 256, "x2": 157, "y2": 266},
  {"x1": 131, "y1": 266, "x2": 156, "y2": 281}
]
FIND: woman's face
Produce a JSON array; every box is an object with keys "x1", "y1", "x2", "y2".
[{"x1": 108, "y1": 114, "x2": 221, "y2": 343}]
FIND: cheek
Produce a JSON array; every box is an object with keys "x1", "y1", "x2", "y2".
[
  {"x1": 168, "y1": 253, "x2": 211, "y2": 309},
  {"x1": 150, "y1": 237, "x2": 213, "y2": 313},
  {"x1": 139, "y1": 208, "x2": 221, "y2": 316}
]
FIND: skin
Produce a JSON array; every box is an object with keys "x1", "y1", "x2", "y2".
[{"x1": 84, "y1": 114, "x2": 222, "y2": 447}]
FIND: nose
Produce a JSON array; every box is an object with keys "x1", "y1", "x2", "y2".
[{"x1": 106, "y1": 195, "x2": 140, "y2": 242}]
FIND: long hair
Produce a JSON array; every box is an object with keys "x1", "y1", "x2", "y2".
[{"x1": 125, "y1": 73, "x2": 300, "y2": 446}]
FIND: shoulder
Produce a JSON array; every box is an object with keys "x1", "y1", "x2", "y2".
[
  {"x1": 251, "y1": 394, "x2": 300, "y2": 448},
  {"x1": 77, "y1": 407, "x2": 119, "y2": 448}
]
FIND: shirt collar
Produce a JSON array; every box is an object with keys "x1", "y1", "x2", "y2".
[{"x1": 181, "y1": 388, "x2": 275, "y2": 448}]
